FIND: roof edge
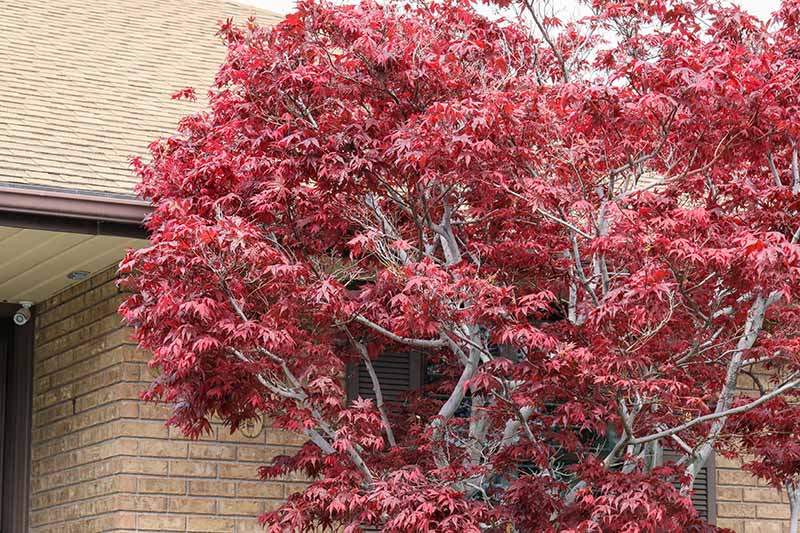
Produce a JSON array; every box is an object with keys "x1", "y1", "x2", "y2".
[{"x1": 0, "y1": 185, "x2": 151, "y2": 224}]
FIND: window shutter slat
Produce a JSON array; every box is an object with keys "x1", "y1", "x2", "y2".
[
  {"x1": 346, "y1": 352, "x2": 422, "y2": 405},
  {"x1": 357, "y1": 352, "x2": 417, "y2": 402},
  {"x1": 345, "y1": 353, "x2": 421, "y2": 532},
  {"x1": 661, "y1": 450, "x2": 716, "y2": 524}
]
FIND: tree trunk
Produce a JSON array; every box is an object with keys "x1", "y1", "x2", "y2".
[{"x1": 788, "y1": 483, "x2": 800, "y2": 533}]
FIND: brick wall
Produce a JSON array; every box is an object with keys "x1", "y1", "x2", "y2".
[
  {"x1": 27, "y1": 265, "x2": 794, "y2": 532},
  {"x1": 714, "y1": 371, "x2": 792, "y2": 533},
  {"x1": 715, "y1": 455, "x2": 790, "y2": 533},
  {"x1": 29, "y1": 266, "x2": 305, "y2": 533}
]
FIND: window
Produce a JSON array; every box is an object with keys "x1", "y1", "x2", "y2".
[{"x1": 346, "y1": 352, "x2": 717, "y2": 525}]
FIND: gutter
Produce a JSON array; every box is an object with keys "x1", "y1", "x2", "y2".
[
  {"x1": 0, "y1": 185, "x2": 152, "y2": 239},
  {"x1": 0, "y1": 185, "x2": 151, "y2": 224}
]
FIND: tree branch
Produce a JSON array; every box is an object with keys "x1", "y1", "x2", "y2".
[
  {"x1": 686, "y1": 293, "x2": 772, "y2": 480},
  {"x1": 352, "y1": 314, "x2": 447, "y2": 349},
  {"x1": 215, "y1": 269, "x2": 375, "y2": 485},
  {"x1": 349, "y1": 334, "x2": 397, "y2": 448},
  {"x1": 522, "y1": 0, "x2": 570, "y2": 83},
  {"x1": 630, "y1": 374, "x2": 800, "y2": 446},
  {"x1": 767, "y1": 150, "x2": 782, "y2": 186}
]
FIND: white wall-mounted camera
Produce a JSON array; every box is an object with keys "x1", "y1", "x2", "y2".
[{"x1": 13, "y1": 302, "x2": 33, "y2": 326}]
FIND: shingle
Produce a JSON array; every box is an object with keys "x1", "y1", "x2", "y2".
[{"x1": 0, "y1": 0, "x2": 282, "y2": 196}]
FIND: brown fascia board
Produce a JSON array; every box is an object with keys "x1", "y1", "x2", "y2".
[
  {"x1": 0, "y1": 185, "x2": 152, "y2": 239},
  {"x1": 0, "y1": 185, "x2": 151, "y2": 224}
]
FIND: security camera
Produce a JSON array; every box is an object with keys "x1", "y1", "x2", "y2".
[{"x1": 13, "y1": 302, "x2": 33, "y2": 326}]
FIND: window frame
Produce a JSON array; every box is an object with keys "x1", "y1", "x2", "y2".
[{"x1": 0, "y1": 304, "x2": 34, "y2": 533}]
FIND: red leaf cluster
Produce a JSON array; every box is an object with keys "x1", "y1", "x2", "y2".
[{"x1": 121, "y1": 0, "x2": 800, "y2": 530}]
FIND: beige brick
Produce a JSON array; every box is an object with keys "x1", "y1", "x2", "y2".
[
  {"x1": 237, "y1": 445, "x2": 284, "y2": 463},
  {"x1": 283, "y1": 481, "x2": 312, "y2": 495},
  {"x1": 736, "y1": 374, "x2": 757, "y2": 390},
  {"x1": 267, "y1": 430, "x2": 308, "y2": 447},
  {"x1": 219, "y1": 499, "x2": 263, "y2": 516},
  {"x1": 718, "y1": 487, "x2": 744, "y2": 502},
  {"x1": 189, "y1": 442, "x2": 237, "y2": 460},
  {"x1": 756, "y1": 504, "x2": 791, "y2": 520},
  {"x1": 238, "y1": 481, "x2": 284, "y2": 499},
  {"x1": 113, "y1": 511, "x2": 137, "y2": 529},
  {"x1": 132, "y1": 495, "x2": 169, "y2": 513},
  {"x1": 719, "y1": 469, "x2": 759, "y2": 486},
  {"x1": 189, "y1": 480, "x2": 236, "y2": 497},
  {"x1": 169, "y1": 425, "x2": 218, "y2": 441},
  {"x1": 716, "y1": 519, "x2": 744, "y2": 533},
  {"x1": 138, "y1": 478, "x2": 186, "y2": 495},
  {"x1": 140, "y1": 440, "x2": 189, "y2": 458},
  {"x1": 744, "y1": 521, "x2": 782, "y2": 533},
  {"x1": 118, "y1": 457, "x2": 168, "y2": 476},
  {"x1": 139, "y1": 403, "x2": 174, "y2": 420},
  {"x1": 138, "y1": 514, "x2": 186, "y2": 531},
  {"x1": 716, "y1": 455, "x2": 744, "y2": 469},
  {"x1": 743, "y1": 488, "x2": 784, "y2": 503},
  {"x1": 169, "y1": 460, "x2": 217, "y2": 478},
  {"x1": 236, "y1": 517, "x2": 268, "y2": 533},
  {"x1": 219, "y1": 462, "x2": 260, "y2": 480},
  {"x1": 718, "y1": 502, "x2": 758, "y2": 518},
  {"x1": 186, "y1": 516, "x2": 236, "y2": 532},
  {"x1": 117, "y1": 420, "x2": 170, "y2": 439},
  {"x1": 169, "y1": 496, "x2": 217, "y2": 514}
]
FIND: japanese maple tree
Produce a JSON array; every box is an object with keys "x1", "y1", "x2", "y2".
[{"x1": 120, "y1": 0, "x2": 800, "y2": 531}]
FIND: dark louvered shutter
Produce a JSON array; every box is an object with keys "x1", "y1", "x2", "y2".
[
  {"x1": 347, "y1": 352, "x2": 423, "y2": 404},
  {"x1": 346, "y1": 353, "x2": 422, "y2": 533},
  {"x1": 662, "y1": 450, "x2": 716, "y2": 524}
]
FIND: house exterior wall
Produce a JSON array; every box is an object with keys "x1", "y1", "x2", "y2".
[
  {"x1": 716, "y1": 454, "x2": 791, "y2": 533},
  {"x1": 26, "y1": 266, "x2": 792, "y2": 532},
  {"x1": 715, "y1": 371, "x2": 793, "y2": 533},
  {"x1": 29, "y1": 266, "x2": 304, "y2": 533}
]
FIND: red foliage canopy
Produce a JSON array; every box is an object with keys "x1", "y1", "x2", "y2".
[{"x1": 121, "y1": 0, "x2": 800, "y2": 531}]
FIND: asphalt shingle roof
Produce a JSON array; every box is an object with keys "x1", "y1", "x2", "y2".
[{"x1": 0, "y1": 0, "x2": 282, "y2": 197}]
